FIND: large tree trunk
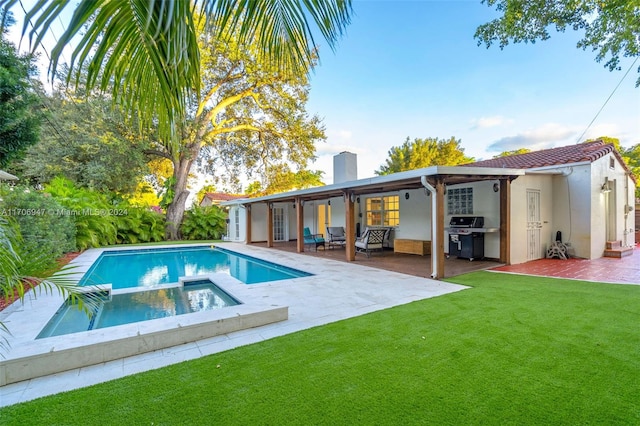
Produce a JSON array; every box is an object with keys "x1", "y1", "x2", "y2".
[{"x1": 165, "y1": 149, "x2": 197, "y2": 240}]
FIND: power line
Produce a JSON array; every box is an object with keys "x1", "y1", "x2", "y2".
[{"x1": 575, "y1": 56, "x2": 639, "y2": 143}]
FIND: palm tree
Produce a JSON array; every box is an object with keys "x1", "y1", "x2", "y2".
[{"x1": 7, "y1": 0, "x2": 353, "y2": 147}]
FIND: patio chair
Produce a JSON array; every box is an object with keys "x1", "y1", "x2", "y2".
[
  {"x1": 326, "y1": 226, "x2": 346, "y2": 249},
  {"x1": 355, "y1": 228, "x2": 387, "y2": 257},
  {"x1": 303, "y1": 227, "x2": 325, "y2": 251}
]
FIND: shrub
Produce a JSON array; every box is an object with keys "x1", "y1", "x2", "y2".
[
  {"x1": 181, "y1": 206, "x2": 226, "y2": 240},
  {"x1": 115, "y1": 207, "x2": 165, "y2": 244},
  {"x1": 45, "y1": 177, "x2": 117, "y2": 249},
  {"x1": 0, "y1": 186, "x2": 76, "y2": 272}
]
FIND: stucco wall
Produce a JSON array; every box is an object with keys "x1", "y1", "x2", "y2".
[
  {"x1": 394, "y1": 188, "x2": 431, "y2": 241},
  {"x1": 509, "y1": 174, "x2": 555, "y2": 265},
  {"x1": 590, "y1": 154, "x2": 636, "y2": 252}
]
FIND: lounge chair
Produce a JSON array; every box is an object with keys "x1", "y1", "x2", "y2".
[
  {"x1": 303, "y1": 227, "x2": 325, "y2": 251},
  {"x1": 355, "y1": 228, "x2": 387, "y2": 257},
  {"x1": 326, "y1": 226, "x2": 346, "y2": 248}
]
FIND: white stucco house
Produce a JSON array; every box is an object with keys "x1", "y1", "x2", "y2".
[{"x1": 222, "y1": 141, "x2": 636, "y2": 278}]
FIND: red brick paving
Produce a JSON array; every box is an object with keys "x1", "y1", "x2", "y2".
[{"x1": 491, "y1": 245, "x2": 640, "y2": 285}]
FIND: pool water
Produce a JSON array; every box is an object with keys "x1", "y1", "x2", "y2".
[
  {"x1": 80, "y1": 246, "x2": 311, "y2": 289},
  {"x1": 37, "y1": 281, "x2": 240, "y2": 338}
]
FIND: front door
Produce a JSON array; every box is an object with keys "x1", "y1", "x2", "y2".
[
  {"x1": 272, "y1": 206, "x2": 288, "y2": 242},
  {"x1": 526, "y1": 189, "x2": 542, "y2": 260}
]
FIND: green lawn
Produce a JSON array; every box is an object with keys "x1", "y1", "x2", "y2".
[{"x1": 2, "y1": 271, "x2": 638, "y2": 425}]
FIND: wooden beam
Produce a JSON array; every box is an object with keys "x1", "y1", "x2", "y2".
[
  {"x1": 296, "y1": 198, "x2": 304, "y2": 252},
  {"x1": 245, "y1": 205, "x2": 252, "y2": 244},
  {"x1": 266, "y1": 203, "x2": 273, "y2": 248},
  {"x1": 500, "y1": 179, "x2": 511, "y2": 264},
  {"x1": 434, "y1": 179, "x2": 445, "y2": 279},
  {"x1": 345, "y1": 192, "x2": 356, "y2": 261}
]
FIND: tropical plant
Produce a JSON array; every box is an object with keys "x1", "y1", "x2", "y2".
[
  {"x1": 180, "y1": 206, "x2": 226, "y2": 241},
  {"x1": 44, "y1": 177, "x2": 118, "y2": 249},
  {"x1": 10, "y1": 0, "x2": 353, "y2": 148},
  {"x1": 115, "y1": 207, "x2": 165, "y2": 245},
  {"x1": 0, "y1": 185, "x2": 76, "y2": 274},
  {"x1": 0, "y1": 215, "x2": 97, "y2": 353}
]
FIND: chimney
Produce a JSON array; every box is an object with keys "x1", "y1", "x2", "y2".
[{"x1": 333, "y1": 151, "x2": 357, "y2": 184}]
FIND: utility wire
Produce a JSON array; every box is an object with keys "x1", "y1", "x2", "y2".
[{"x1": 575, "y1": 56, "x2": 639, "y2": 143}]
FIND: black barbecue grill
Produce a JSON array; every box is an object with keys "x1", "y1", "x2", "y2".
[{"x1": 446, "y1": 216, "x2": 488, "y2": 261}]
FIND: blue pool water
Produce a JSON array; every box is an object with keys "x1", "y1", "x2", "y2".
[
  {"x1": 79, "y1": 246, "x2": 311, "y2": 289},
  {"x1": 37, "y1": 280, "x2": 240, "y2": 338}
]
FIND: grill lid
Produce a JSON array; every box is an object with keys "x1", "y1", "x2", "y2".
[{"x1": 449, "y1": 216, "x2": 484, "y2": 228}]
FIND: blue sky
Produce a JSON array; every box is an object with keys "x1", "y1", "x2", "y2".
[
  {"x1": 6, "y1": 1, "x2": 639, "y2": 186},
  {"x1": 306, "y1": 1, "x2": 639, "y2": 182}
]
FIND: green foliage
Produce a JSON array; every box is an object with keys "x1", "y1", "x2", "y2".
[
  {"x1": 494, "y1": 148, "x2": 532, "y2": 158},
  {"x1": 376, "y1": 136, "x2": 474, "y2": 175},
  {"x1": 475, "y1": 0, "x2": 640, "y2": 86},
  {"x1": 0, "y1": 10, "x2": 42, "y2": 168},
  {"x1": 18, "y1": 89, "x2": 151, "y2": 194},
  {"x1": 0, "y1": 186, "x2": 76, "y2": 273},
  {"x1": 20, "y1": 0, "x2": 352, "y2": 148},
  {"x1": 44, "y1": 177, "x2": 118, "y2": 250},
  {"x1": 180, "y1": 206, "x2": 226, "y2": 240},
  {"x1": 246, "y1": 165, "x2": 324, "y2": 196},
  {"x1": 115, "y1": 207, "x2": 165, "y2": 245},
  {"x1": 621, "y1": 143, "x2": 640, "y2": 199}
]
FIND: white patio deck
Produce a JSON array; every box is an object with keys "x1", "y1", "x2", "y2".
[{"x1": 0, "y1": 243, "x2": 467, "y2": 407}]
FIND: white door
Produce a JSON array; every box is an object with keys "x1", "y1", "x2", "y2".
[
  {"x1": 526, "y1": 189, "x2": 542, "y2": 260},
  {"x1": 273, "y1": 206, "x2": 288, "y2": 242}
]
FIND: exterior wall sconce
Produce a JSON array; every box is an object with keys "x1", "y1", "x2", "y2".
[
  {"x1": 601, "y1": 177, "x2": 612, "y2": 193},
  {"x1": 493, "y1": 183, "x2": 500, "y2": 192},
  {"x1": 405, "y1": 192, "x2": 410, "y2": 200},
  {"x1": 350, "y1": 193, "x2": 356, "y2": 203},
  {"x1": 328, "y1": 200, "x2": 331, "y2": 206}
]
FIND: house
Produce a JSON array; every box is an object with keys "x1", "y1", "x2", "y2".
[
  {"x1": 222, "y1": 141, "x2": 636, "y2": 278},
  {"x1": 468, "y1": 141, "x2": 636, "y2": 262}
]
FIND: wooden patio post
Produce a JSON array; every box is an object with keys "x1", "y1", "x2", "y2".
[
  {"x1": 296, "y1": 198, "x2": 304, "y2": 252},
  {"x1": 345, "y1": 192, "x2": 356, "y2": 261},
  {"x1": 245, "y1": 205, "x2": 252, "y2": 244},
  {"x1": 500, "y1": 179, "x2": 511, "y2": 264},
  {"x1": 434, "y1": 178, "x2": 445, "y2": 279},
  {"x1": 266, "y1": 203, "x2": 273, "y2": 248}
]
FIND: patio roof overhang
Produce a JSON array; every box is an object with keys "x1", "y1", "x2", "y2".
[
  {"x1": 222, "y1": 165, "x2": 524, "y2": 280},
  {"x1": 222, "y1": 166, "x2": 525, "y2": 206}
]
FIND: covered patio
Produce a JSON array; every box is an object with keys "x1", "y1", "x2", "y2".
[
  {"x1": 226, "y1": 165, "x2": 525, "y2": 279},
  {"x1": 255, "y1": 241, "x2": 501, "y2": 278}
]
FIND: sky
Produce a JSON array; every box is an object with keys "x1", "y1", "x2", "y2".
[
  {"x1": 305, "y1": 1, "x2": 640, "y2": 183},
  {"x1": 5, "y1": 0, "x2": 640, "y2": 187}
]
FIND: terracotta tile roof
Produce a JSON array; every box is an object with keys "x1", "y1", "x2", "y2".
[
  {"x1": 203, "y1": 192, "x2": 244, "y2": 202},
  {"x1": 466, "y1": 140, "x2": 618, "y2": 169}
]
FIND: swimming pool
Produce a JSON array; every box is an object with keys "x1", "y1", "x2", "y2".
[
  {"x1": 37, "y1": 280, "x2": 240, "y2": 338},
  {"x1": 80, "y1": 246, "x2": 311, "y2": 289}
]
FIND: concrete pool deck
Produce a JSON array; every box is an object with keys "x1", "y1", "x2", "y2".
[{"x1": 0, "y1": 243, "x2": 467, "y2": 407}]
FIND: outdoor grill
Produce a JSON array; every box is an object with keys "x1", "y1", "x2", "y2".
[{"x1": 446, "y1": 216, "x2": 487, "y2": 261}]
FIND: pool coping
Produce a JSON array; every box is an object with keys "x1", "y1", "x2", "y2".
[
  {"x1": 0, "y1": 243, "x2": 468, "y2": 404},
  {"x1": 0, "y1": 244, "x2": 291, "y2": 386}
]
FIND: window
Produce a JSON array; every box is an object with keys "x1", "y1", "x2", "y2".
[
  {"x1": 365, "y1": 195, "x2": 399, "y2": 226},
  {"x1": 447, "y1": 187, "x2": 473, "y2": 215},
  {"x1": 610, "y1": 156, "x2": 615, "y2": 169}
]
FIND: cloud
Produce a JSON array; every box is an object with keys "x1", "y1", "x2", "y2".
[
  {"x1": 469, "y1": 116, "x2": 512, "y2": 130},
  {"x1": 487, "y1": 123, "x2": 577, "y2": 153}
]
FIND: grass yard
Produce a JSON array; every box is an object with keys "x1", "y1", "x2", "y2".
[{"x1": 1, "y1": 271, "x2": 638, "y2": 424}]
